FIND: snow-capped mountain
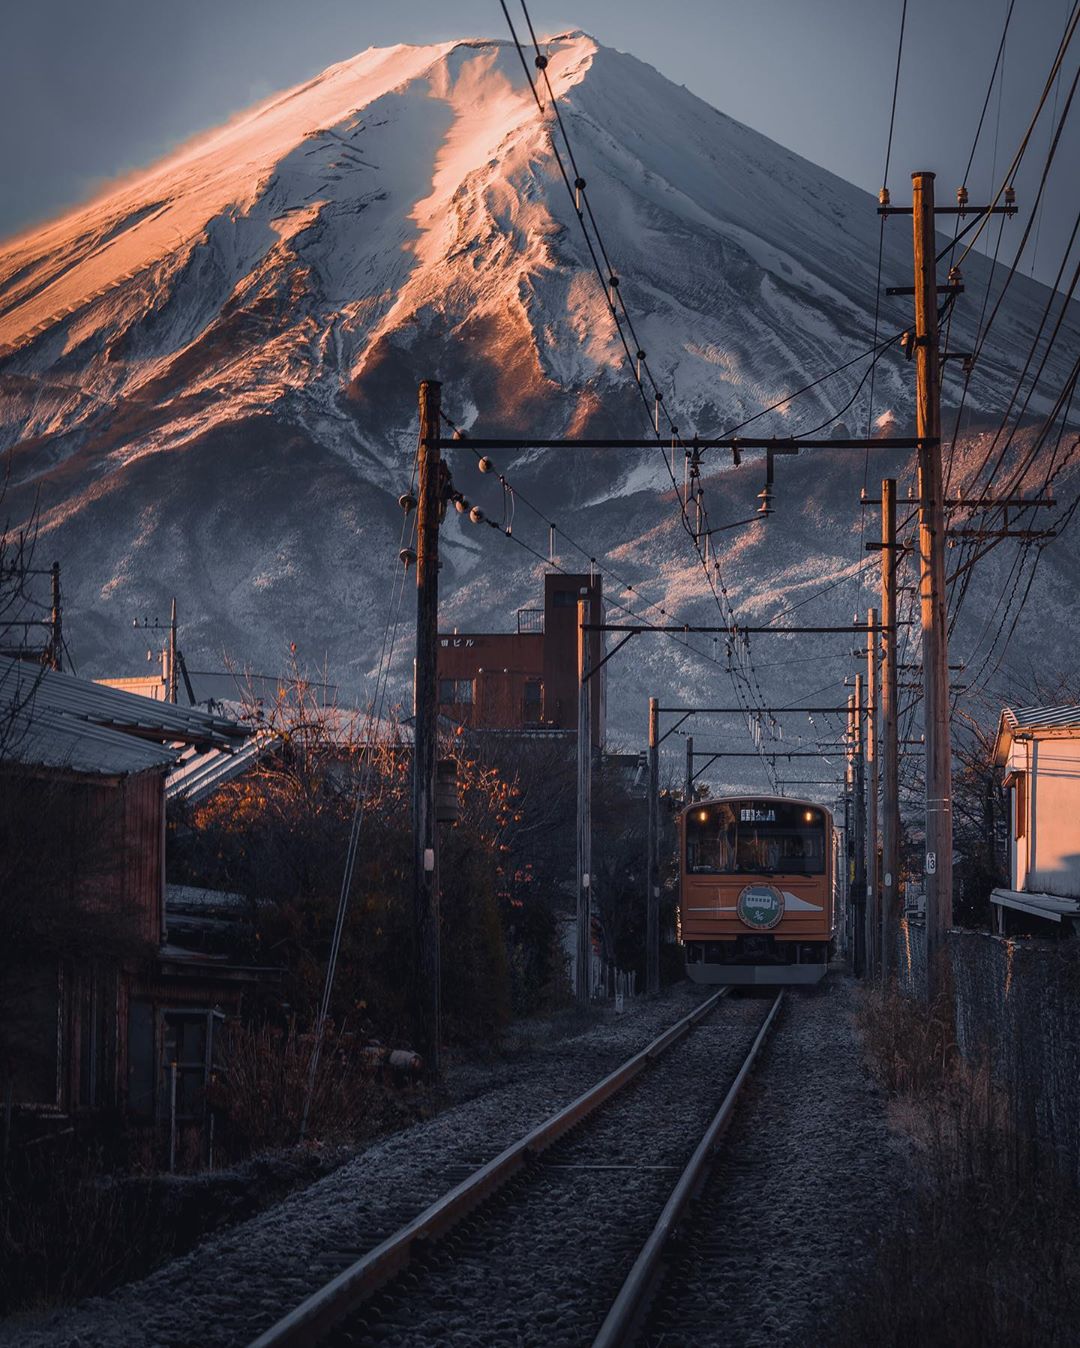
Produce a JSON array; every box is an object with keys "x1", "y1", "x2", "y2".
[{"x1": 0, "y1": 33, "x2": 1076, "y2": 767}]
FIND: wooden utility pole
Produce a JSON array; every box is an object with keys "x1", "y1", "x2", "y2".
[
  {"x1": 880, "y1": 479, "x2": 900, "y2": 981},
  {"x1": 646, "y1": 696, "x2": 660, "y2": 995},
  {"x1": 576, "y1": 593, "x2": 593, "y2": 1005},
  {"x1": 49, "y1": 562, "x2": 62, "y2": 672},
  {"x1": 865, "y1": 607, "x2": 880, "y2": 979},
  {"x1": 167, "y1": 597, "x2": 178, "y2": 704},
  {"x1": 912, "y1": 171, "x2": 952, "y2": 998},
  {"x1": 685, "y1": 734, "x2": 694, "y2": 804},
  {"x1": 414, "y1": 379, "x2": 442, "y2": 1072},
  {"x1": 843, "y1": 728, "x2": 853, "y2": 959},
  {"x1": 851, "y1": 676, "x2": 866, "y2": 978}
]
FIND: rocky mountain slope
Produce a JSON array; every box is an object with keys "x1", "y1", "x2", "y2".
[{"x1": 0, "y1": 32, "x2": 1076, "y2": 772}]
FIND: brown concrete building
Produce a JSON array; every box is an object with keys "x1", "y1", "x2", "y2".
[{"x1": 437, "y1": 573, "x2": 605, "y2": 747}]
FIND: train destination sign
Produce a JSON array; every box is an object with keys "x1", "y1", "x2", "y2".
[
  {"x1": 736, "y1": 883, "x2": 786, "y2": 930},
  {"x1": 740, "y1": 807, "x2": 776, "y2": 823}
]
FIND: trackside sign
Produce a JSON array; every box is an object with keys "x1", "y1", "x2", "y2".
[{"x1": 737, "y1": 883, "x2": 785, "y2": 930}]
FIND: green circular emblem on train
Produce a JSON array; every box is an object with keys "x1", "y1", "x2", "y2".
[{"x1": 737, "y1": 883, "x2": 785, "y2": 930}]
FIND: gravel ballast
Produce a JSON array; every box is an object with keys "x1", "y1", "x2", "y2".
[
  {"x1": 645, "y1": 975, "x2": 912, "y2": 1347},
  {"x1": 0, "y1": 985, "x2": 711, "y2": 1348},
  {"x1": 331, "y1": 994, "x2": 773, "y2": 1347}
]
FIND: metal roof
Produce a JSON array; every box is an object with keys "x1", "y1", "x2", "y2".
[
  {"x1": 1, "y1": 656, "x2": 245, "y2": 748},
  {"x1": 995, "y1": 702, "x2": 1080, "y2": 762},
  {"x1": 1, "y1": 656, "x2": 246, "y2": 777},
  {"x1": 166, "y1": 730, "x2": 277, "y2": 804},
  {"x1": 990, "y1": 887, "x2": 1080, "y2": 923},
  {"x1": 2, "y1": 700, "x2": 179, "y2": 776}
]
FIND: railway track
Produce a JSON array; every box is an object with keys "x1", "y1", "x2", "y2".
[{"x1": 250, "y1": 989, "x2": 783, "y2": 1348}]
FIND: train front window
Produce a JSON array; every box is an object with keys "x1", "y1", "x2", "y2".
[{"x1": 686, "y1": 802, "x2": 825, "y2": 876}]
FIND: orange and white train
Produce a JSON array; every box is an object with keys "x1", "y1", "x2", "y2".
[{"x1": 679, "y1": 796, "x2": 835, "y2": 985}]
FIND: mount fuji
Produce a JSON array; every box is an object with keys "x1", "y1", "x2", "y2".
[{"x1": 1, "y1": 32, "x2": 1076, "y2": 763}]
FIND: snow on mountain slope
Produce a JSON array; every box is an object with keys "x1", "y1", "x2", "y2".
[{"x1": 0, "y1": 33, "x2": 1076, "y2": 759}]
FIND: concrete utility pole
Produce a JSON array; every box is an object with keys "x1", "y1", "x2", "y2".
[
  {"x1": 880, "y1": 479, "x2": 900, "y2": 981},
  {"x1": 646, "y1": 696, "x2": 660, "y2": 995},
  {"x1": 167, "y1": 597, "x2": 178, "y2": 704},
  {"x1": 912, "y1": 171, "x2": 953, "y2": 999},
  {"x1": 685, "y1": 734, "x2": 694, "y2": 804},
  {"x1": 866, "y1": 607, "x2": 880, "y2": 979},
  {"x1": 576, "y1": 593, "x2": 593, "y2": 1005},
  {"x1": 851, "y1": 677, "x2": 866, "y2": 978},
  {"x1": 49, "y1": 562, "x2": 62, "y2": 672},
  {"x1": 414, "y1": 379, "x2": 442, "y2": 1072}
]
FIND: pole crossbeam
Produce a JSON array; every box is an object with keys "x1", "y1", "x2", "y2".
[
  {"x1": 435, "y1": 436, "x2": 931, "y2": 452},
  {"x1": 659, "y1": 706, "x2": 857, "y2": 715},
  {"x1": 584, "y1": 623, "x2": 905, "y2": 634}
]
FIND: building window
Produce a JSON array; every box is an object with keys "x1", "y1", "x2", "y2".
[
  {"x1": 552, "y1": 590, "x2": 578, "y2": 608},
  {"x1": 439, "y1": 678, "x2": 473, "y2": 705},
  {"x1": 1015, "y1": 773, "x2": 1027, "y2": 840}
]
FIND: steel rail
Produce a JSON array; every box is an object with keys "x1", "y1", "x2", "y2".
[
  {"x1": 248, "y1": 988, "x2": 730, "y2": 1348},
  {"x1": 592, "y1": 990, "x2": 785, "y2": 1348}
]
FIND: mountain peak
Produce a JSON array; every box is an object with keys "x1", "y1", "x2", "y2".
[{"x1": 0, "y1": 33, "x2": 1075, "y2": 717}]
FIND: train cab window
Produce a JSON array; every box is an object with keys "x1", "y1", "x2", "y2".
[
  {"x1": 686, "y1": 803, "x2": 738, "y2": 873},
  {"x1": 687, "y1": 801, "x2": 825, "y2": 875}
]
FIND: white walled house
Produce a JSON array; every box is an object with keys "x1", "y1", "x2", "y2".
[{"x1": 992, "y1": 704, "x2": 1080, "y2": 934}]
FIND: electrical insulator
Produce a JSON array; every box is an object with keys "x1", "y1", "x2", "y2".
[
  {"x1": 398, "y1": 492, "x2": 417, "y2": 512},
  {"x1": 879, "y1": 186, "x2": 890, "y2": 207},
  {"x1": 1004, "y1": 185, "x2": 1016, "y2": 207},
  {"x1": 453, "y1": 428, "x2": 467, "y2": 441},
  {"x1": 454, "y1": 497, "x2": 469, "y2": 514},
  {"x1": 574, "y1": 176, "x2": 586, "y2": 211},
  {"x1": 399, "y1": 547, "x2": 416, "y2": 567},
  {"x1": 956, "y1": 185, "x2": 969, "y2": 211},
  {"x1": 469, "y1": 506, "x2": 485, "y2": 525},
  {"x1": 534, "y1": 53, "x2": 548, "y2": 69},
  {"x1": 608, "y1": 275, "x2": 620, "y2": 292},
  {"x1": 948, "y1": 266, "x2": 962, "y2": 286},
  {"x1": 478, "y1": 456, "x2": 494, "y2": 473}
]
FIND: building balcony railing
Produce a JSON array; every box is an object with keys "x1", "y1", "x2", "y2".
[{"x1": 517, "y1": 608, "x2": 545, "y2": 634}]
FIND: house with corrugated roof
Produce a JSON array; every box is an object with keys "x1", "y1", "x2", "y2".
[
  {"x1": 992, "y1": 703, "x2": 1080, "y2": 935},
  {"x1": 0, "y1": 657, "x2": 265, "y2": 1159}
]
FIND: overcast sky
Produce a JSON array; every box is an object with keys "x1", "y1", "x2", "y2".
[{"x1": 1, "y1": 0, "x2": 1076, "y2": 289}]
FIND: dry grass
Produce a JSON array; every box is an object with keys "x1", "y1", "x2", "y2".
[
  {"x1": 0, "y1": 1145, "x2": 166, "y2": 1314},
  {"x1": 214, "y1": 1020, "x2": 421, "y2": 1151},
  {"x1": 837, "y1": 983, "x2": 1080, "y2": 1347}
]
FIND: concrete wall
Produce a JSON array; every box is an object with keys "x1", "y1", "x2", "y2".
[{"x1": 896, "y1": 920, "x2": 1080, "y2": 1185}]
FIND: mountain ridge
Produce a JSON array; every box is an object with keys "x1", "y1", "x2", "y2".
[{"x1": 0, "y1": 33, "x2": 1076, "y2": 761}]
